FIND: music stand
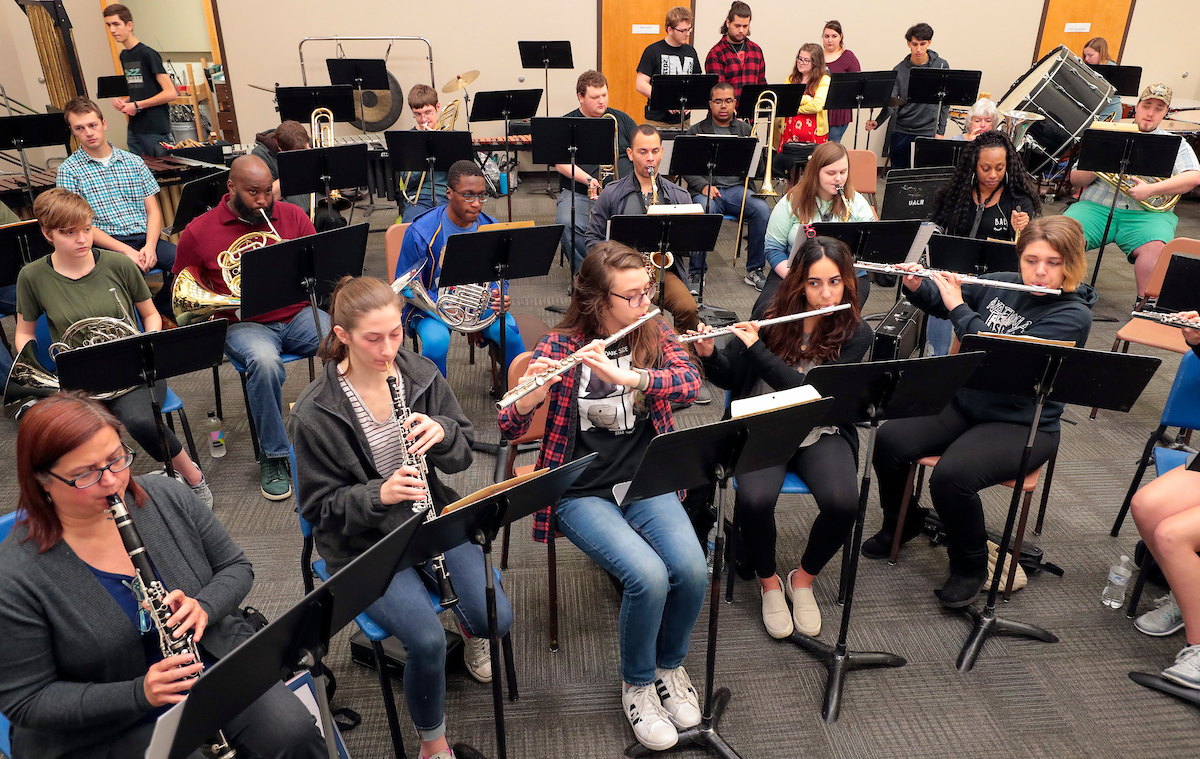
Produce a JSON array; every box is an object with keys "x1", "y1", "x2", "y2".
[
  {"x1": 163, "y1": 169, "x2": 229, "y2": 236},
  {"x1": 735, "y1": 84, "x2": 807, "y2": 121},
  {"x1": 518, "y1": 41, "x2": 573, "y2": 198},
  {"x1": 954, "y1": 335, "x2": 1161, "y2": 671},
  {"x1": 879, "y1": 166, "x2": 956, "y2": 221},
  {"x1": 55, "y1": 320, "x2": 229, "y2": 479},
  {"x1": 907, "y1": 69, "x2": 982, "y2": 136},
  {"x1": 926, "y1": 233, "x2": 1018, "y2": 275},
  {"x1": 1128, "y1": 671, "x2": 1200, "y2": 708},
  {"x1": 277, "y1": 143, "x2": 369, "y2": 225},
  {"x1": 607, "y1": 213, "x2": 723, "y2": 311},
  {"x1": 649, "y1": 74, "x2": 720, "y2": 131},
  {"x1": 166, "y1": 144, "x2": 224, "y2": 165},
  {"x1": 1155, "y1": 254, "x2": 1200, "y2": 313},
  {"x1": 808, "y1": 220, "x2": 922, "y2": 266},
  {"x1": 0, "y1": 219, "x2": 51, "y2": 270},
  {"x1": 96, "y1": 74, "x2": 128, "y2": 99},
  {"x1": 0, "y1": 113, "x2": 71, "y2": 207},
  {"x1": 912, "y1": 137, "x2": 965, "y2": 169},
  {"x1": 325, "y1": 58, "x2": 390, "y2": 134},
  {"x1": 275, "y1": 85, "x2": 357, "y2": 124},
  {"x1": 825, "y1": 71, "x2": 899, "y2": 149},
  {"x1": 240, "y1": 223, "x2": 369, "y2": 342},
  {"x1": 1097, "y1": 65, "x2": 1143, "y2": 98},
  {"x1": 1075, "y1": 129, "x2": 1180, "y2": 287},
  {"x1": 384, "y1": 130, "x2": 474, "y2": 214},
  {"x1": 618, "y1": 399, "x2": 835, "y2": 757},
  {"x1": 470, "y1": 89, "x2": 544, "y2": 221}
]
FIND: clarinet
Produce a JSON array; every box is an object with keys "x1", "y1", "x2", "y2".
[
  {"x1": 387, "y1": 375, "x2": 459, "y2": 609},
  {"x1": 105, "y1": 494, "x2": 235, "y2": 759}
]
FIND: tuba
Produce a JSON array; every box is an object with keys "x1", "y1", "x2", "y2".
[
  {"x1": 595, "y1": 111, "x2": 621, "y2": 190},
  {"x1": 401, "y1": 100, "x2": 460, "y2": 207},
  {"x1": 392, "y1": 259, "x2": 499, "y2": 334},
  {"x1": 999, "y1": 109, "x2": 1044, "y2": 152}
]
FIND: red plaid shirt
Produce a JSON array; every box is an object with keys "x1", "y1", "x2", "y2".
[
  {"x1": 498, "y1": 319, "x2": 701, "y2": 543},
  {"x1": 705, "y1": 37, "x2": 767, "y2": 102}
]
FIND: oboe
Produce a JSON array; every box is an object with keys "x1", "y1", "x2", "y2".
[
  {"x1": 854, "y1": 260, "x2": 1062, "y2": 295},
  {"x1": 105, "y1": 494, "x2": 236, "y2": 759},
  {"x1": 497, "y1": 308, "x2": 661, "y2": 410},
  {"x1": 1130, "y1": 310, "x2": 1200, "y2": 328},
  {"x1": 677, "y1": 303, "x2": 852, "y2": 343},
  {"x1": 387, "y1": 374, "x2": 458, "y2": 609}
]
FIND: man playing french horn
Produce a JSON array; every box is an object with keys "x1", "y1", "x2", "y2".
[{"x1": 172, "y1": 155, "x2": 327, "y2": 501}]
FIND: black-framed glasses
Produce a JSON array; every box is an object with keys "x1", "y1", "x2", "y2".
[
  {"x1": 796, "y1": 56, "x2": 813, "y2": 64},
  {"x1": 46, "y1": 446, "x2": 136, "y2": 489},
  {"x1": 710, "y1": 98, "x2": 736, "y2": 106},
  {"x1": 611, "y1": 284, "x2": 658, "y2": 307},
  {"x1": 449, "y1": 188, "x2": 489, "y2": 204},
  {"x1": 671, "y1": 26, "x2": 692, "y2": 35}
]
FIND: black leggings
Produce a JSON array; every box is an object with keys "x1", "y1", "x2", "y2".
[
  {"x1": 734, "y1": 433, "x2": 859, "y2": 579},
  {"x1": 105, "y1": 384, "x2": 184, "y2": 464},
  {"x1": 873, "y1": 398, "x2": 1059, "y2": 575}
]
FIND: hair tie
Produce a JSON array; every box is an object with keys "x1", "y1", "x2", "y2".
[{"x1": 804, "y1": 223, "x2": 817, "y2": 239}]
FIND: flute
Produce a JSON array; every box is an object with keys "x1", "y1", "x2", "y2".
[
  {"x1": 1130, "y1": 310, "x2": 1200, "y2": 328},
  {"x1": 854, "y1": 260, "x2": 1062, "y2": 295},
  {"x1": 497, "y1": 308, "x2": 660, "y2": 410},
  {"x1": 677, "y1": 303, "x2": 852, "y2": 343}
]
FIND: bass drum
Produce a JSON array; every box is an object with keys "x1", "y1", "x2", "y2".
[{"x1": 998, "y1": 45, "x2": 1115, "y2": 174}]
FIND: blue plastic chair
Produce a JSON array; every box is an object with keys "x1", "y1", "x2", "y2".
[
  {"x1": 222, "y1": 352, "x2": 315, "y2": 461},
  {"x1": 0, "y1": 510, "x2": 19, "y2": 757},
  {"x1": 1113, "y1": 350, "x2": 1200, "y2": 536}
]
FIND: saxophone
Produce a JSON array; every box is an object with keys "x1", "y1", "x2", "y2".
[
  {"x1": 105, "y1": 494, "x2": 236, "y2": 759},
  {"x1": 386, "y1": 374, "x2": 458, "y2": 608},
  {"x1": 835, "y1": 185, "x2": 852, "y2": 221}
]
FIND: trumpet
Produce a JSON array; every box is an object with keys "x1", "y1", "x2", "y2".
[
  {"x1": 497, "y1": 308, "x2": 660, "y2": 410},
  {"x1": 854, "y1": 261, "x2": 1062, "y2": 295},
  {"x1": 1130, "y1": 310, "x2": 1200, "y2": 328},
  {"x1": 677, "y1": 303, "x2": 852, "y2": 342}
]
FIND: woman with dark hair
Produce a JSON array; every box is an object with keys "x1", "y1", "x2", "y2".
[
  {"x1": 1082, "y1": 38, "x2": 1122, "y2": 122},
  {"x1": 775, "y1": 42, "x2": 831, "y2": 177},
  {"x1": 866, "y1": 216, "x2": 1096, "y2": 608},
  {"x1": 290, "y1": 276, "x2": 507, "y2": 759},
  {"x1": 689, "y1": 236, "x2": 873, "y2": 639},
  {"x1": 0, "y1": 393, "x2": 326, "y2": 759},
  {"x1": 498, "y1": 242, "x2": 705, "y2": 752},
  {"x1": 821, "y1": 21, "x2": 860, "y2": 144},
  {"x1": 926, "y1": 130, "x2": 1042, "y2": 354}
]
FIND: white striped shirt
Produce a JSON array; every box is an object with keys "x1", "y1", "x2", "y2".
[{"x1": 338, "y1": 371, "x2": 409, "y2": 477}]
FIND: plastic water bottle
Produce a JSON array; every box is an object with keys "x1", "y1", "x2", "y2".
[
  {"x1": 207, "y1": 411, "x2": 226, "y2": 458},
  {"x1": 705, "y1": 524, "x2": 718, "y2": 579},
  {"x1": 1101, "y1": 555, "x2": 1133, "y2": 608}
]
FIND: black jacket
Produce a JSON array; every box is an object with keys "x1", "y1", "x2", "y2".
[{"x1": 584, "y1": 172, "x2": 694, "y2": 281}]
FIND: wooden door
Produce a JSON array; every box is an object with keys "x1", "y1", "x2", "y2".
[
  {"x1": 1034, "y1": 0, "x2": 1137, "y2": 62},
  {"x1": 599, "y1": 0, "x2": 694, "y2": 118}
]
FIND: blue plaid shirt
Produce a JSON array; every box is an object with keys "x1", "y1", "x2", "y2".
[
  {"x1": 1079, "y1": 127, "x2": 1200, "y2": 211},
  {"x1": 56, "y1": 144, "x2": 159, "y2": 236}
]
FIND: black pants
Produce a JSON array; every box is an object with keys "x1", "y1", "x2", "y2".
[
  {"x1": 873, "y1": 398, "x2": 1059, "y2": 575},
  {"x1": 106, "y1": 384, "x2": 183, "y2": 464},
  {"x1": 734, "y1": 433, "x2": 859, "y2": 578}
]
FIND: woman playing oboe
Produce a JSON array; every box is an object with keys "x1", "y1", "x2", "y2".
[
  {"x1": 290, "y1": 276, "x2": 510, "y2": 759},
  {"x1": 498, "y1": 242, "x2": 705, "y2": 752},
  {"x1": 688, "y1": 236, "x2": 872, "y2": 639}
]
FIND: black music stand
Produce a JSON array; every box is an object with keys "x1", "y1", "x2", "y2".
[
  {"x1": 1097, "y1": 65, "x2": 1143, "y2": 98},
  {"x1": 1155, "y1": 254, "x2": 1200, "y2": 313},
  {"x1": 927, "y1": 233, "x2": 1018, "y2": 275},
  {"x1": 166, "y1": 144, "x2": 224, "y2": 165},
  {"x1": 954, "y1": 336, "x2": 1161, "y2": 671},
  {"x1": 735, "y1": 84, "x2": 806, "y2": 121},
  {"x1": 1129, "y1": 671, "x2": 1200, "y2": 708},
  {"x1": 470, "y1": 89, "x2": 544, "y2": 221},
  {"x1": 0, "y1": 113, "x2": 71, "y2": 207},
  {"x1": 96, "y1": 74, "x2": 128, "y2": 99},
  {"x1": 617, "y1": 398, "x2": 835, "y2": 758},
  {"x1": 384, "y1": 130, "x2": 474, "y2": 214},
  {"x1": 879, "y1": 167, "x2": 955, "y2": 221},
  {"x1": 240, "y1": 223, "x2": 369, "y2": 342},
  {"x1": 325, "y1": 58, "x2": 389, "y2": 130},
  {"x1": 607, "y1": 213, "x2": 724, "y2": 311},
  {"x1": 1075, "y1": 129, "x2": 1180, "y2": 287},
  {"x1": 519, "y1": 40, "x2": 573, "y2": 198},
  {"x1": 649, "y1": 74, "x2": 719, "y2": 131},
  {"x1": 0, "y1": 219, "x2": 51, "y2": 270},
  {"x1": 277, "y1": 143, "x2": 369, "y2": 226},
  {"x1": 825, "y1": 71, "x2": 898, "y2": 150},
  {"x1": 275, "y1": 85, "x2": 357, "y2": 124},
  {"x1": 55, "y1": 320, "x2": 229, "y2": 479},
  {"x1": 912, "y1": 137, "x2": 965, "y2": 169},
  {"x1": 808, "y1": 220, "x2": 922, "y2": 265},
  {"x1": 163, "y1": 169, "x2": 229, "y2": 236},
  {"x1": 907, "y1": 69, "x2": 982, "y2": 137}
]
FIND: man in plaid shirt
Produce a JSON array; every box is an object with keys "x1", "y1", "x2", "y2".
[
  {"x1": 56, "y1": 97, "x2": 175, "y2": 316},
  {"x1": 704, "y1": 1, "x2": 766, "y2": 102}
]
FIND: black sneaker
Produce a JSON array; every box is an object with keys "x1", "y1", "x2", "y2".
[
  {"x1": 687, "y1": 272, "x2": 702, "y2": 295},
  {"x1": 861, "y1": 507, "x2": 928, "y2": 559},
  {"x1": 743, "y1": 268, "x2": 766, "y2": 291}
]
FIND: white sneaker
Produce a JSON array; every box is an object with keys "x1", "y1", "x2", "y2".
[
  {"x1": 190, "y1": 478, "x2": 213, "y2": 510},
  {"x1": 786, "y1": 570, "x2": 822, "y2": 636},
  {"x1": 760, "y1": 577, "x2": 794, "y2": 639},
  {"x1": 622, "y1": 682, "x2": 678, "y2": 750},
  {"x1": 654, "y1": 666, "x2": 701, "y2": 729},
  {"x1": 463, "y1": 634, "x2": 492, "y2": 683},
  {"x1": 1135, "y1": 593, "x2": 1185, "y2": 637}
]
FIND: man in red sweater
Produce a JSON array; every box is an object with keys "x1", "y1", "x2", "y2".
[{"x1": 173, "y1": 155, "x2": 326, "y2": 500}]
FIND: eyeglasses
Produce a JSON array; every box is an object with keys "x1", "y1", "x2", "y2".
[
  {"x1": 449, "y1": 188, "x2": 489, "y2": 204},
  {"x1": 611, "y1": 284, "x2": 658, "y2": 307},
  {"x1": 45, "y1": 446, "x2": 136, "y2": 489},
  {"x1": 710, "y1": 98, "x2": 736, "y2": 106},
  {"x1": 796, "y1": 57, "x2": 813, "y2": 64},
  {"x1": 671, "y1": 26, "x2": 692, "y2": 34}
]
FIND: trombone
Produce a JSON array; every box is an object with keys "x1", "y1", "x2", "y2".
[
  {"x1": 401, "y1": 99, "x2": 461, "y2": 206},
  {"x1": 735, "y1": 90, "x2": 779, "y2": 258}
]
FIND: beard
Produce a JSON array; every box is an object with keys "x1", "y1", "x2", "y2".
[{"x1": 232, "y1": 192, "x2": 273, "y2": 225}]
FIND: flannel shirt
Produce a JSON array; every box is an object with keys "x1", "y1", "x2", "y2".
[
  {"x1": 497, "y1": 319, "x2": 701, "y2": 542},
  {"x1": 56, "y1": 144, "x2": 158, "y2": 237},
  {"x1": 1079, "y1": 127, "x2": 1200, "y2": 211},
  {"x1": 704, "y1": 37, "x2": 767, "y2": 102}
]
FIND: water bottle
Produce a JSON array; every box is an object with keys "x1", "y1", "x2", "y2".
[
  {"x1": 705, "y1": 523, "x2": 718, "y2": 579},
  {"x1": 1101, "y1": 555, "x2": 1133, "y2": 608},
  {"x1": 206, "y1": 411, "x2": 227, "y2": 458}
]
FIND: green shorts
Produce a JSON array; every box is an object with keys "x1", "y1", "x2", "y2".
[{"x1": 1064, "y1": 199, "x2": 1179, "y2": 263}]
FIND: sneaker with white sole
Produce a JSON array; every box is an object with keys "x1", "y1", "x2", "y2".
[
  {"x1": 260, "y1": 456, "x2": 292, "y2": 501},
  {"x1": 688, "y1": 272, "x2": 703, "y2": 296},
  {"x1": 463, "y1": 634, "x2": 492, "y2": 683},
  {"x1": 654, "y1": 666, "x2": 701, "y2": 729},
  {"x1": 190, "y1": 478, "x2": 214, "y2": 510},
  {"x1": 785, "y1": 569, "x2": 822, "y2": 636},
  {"x1": 743, "y1": 268, "x2": 766, "y2": 291},
  {"x1": 1135, "y1": 593, "x2": 1185, "y2": 637},
  {"x1": 1162, "y1": 644, "x2": 1200, "y2": 690},
  {"x1": 622, "y1": 682, "x2": 678, "y2": 750},
  {"x1": 760, "y1": 577, "x2": 793, "y2": 639}
]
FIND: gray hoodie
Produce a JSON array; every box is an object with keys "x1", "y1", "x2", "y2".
[{"x1": 876, "y1": 50, "x2": 951, "y2": 136}]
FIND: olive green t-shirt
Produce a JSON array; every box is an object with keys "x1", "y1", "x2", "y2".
[
  {"x1": 0, "y1": 201, "x2": 19, "y2": 226},
  {"x1": 17, "y1": 250, "x2": 150, "y2": 345}
]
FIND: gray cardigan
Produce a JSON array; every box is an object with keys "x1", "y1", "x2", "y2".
[
  {"x1": 289, "y1": 350, "x2": 475, "y2": 573},
  {"x1": 584, "y1": 172, "x2": 694, "y2": 281},
  {"x1": 0, "y1": 476, "x2": 255, "y2": 759}
]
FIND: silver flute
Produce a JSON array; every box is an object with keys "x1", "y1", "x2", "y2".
[
  {"x1": 497, "y1": 308, "x2": 661, "y2": 410},
  {"x1": 677, "y1": 303, "x2": 852, "y2": 343},
  {"x1": 1130, "y1": 310, "x2": 1200, "y2": 328},
  {"x1": 854, "y1": 260, "x2": 1062, "y2": 295}
]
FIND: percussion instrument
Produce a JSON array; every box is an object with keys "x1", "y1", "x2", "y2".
[{"x1": 442, "y1": 70, "x2": 480, "y2": 94}]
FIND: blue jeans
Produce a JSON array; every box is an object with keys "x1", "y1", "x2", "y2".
[
  {"x1": 827, "y1": 123, "x2": 849, "y2": 144},
  {"x1": 556, "y1": 492, "x2": 707, "y2": 686},
  {"x1": 365, "y1": 541, "x2": 513, "y2": 740},
  {"x1": 926, "y1": 315, "x2": 953, "y2": 356},
  {"x1": 125, "y1": 131, "x2": 173, "y2": 157},
  {"x1": 0, "y1": 284, "x2": 14, "y2": 316},
  {"x1": 113, "y1": 234, "x2": 177, "y2": 317},
  {"x1": 0, "y1": 342, "x2": 11, "y2": 381},
  {"x1": 690, "y1": 186, "x2": 768, "y2": 273},
  {"x1": 889, "y1": 132, "x2": 918, "y2": 169},
  {"x1": 400, "y1": 193, "x2": 448, "y2": 224},
  {"x1": 413, "y1": 311, "x2": 523, "y2": 377},
  {"x1": 224, "y1": 310, "x2": 329, "y2": 460},
  {"x1": 555, "y1": 189, "x2": 591, "y2": 271}
]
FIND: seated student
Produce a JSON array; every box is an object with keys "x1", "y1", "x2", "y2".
[
  {"x1": 55, "y1": 97, "x2": 176, "y2": 318},
  {"x1": 250, "y1": 119, "x2": 313, "y2": 209},
  {"x1": 952, "y1": 98, "x2": 999, "y2": 141},
  {"x1": 291, "y1": 276, "x2": 509, "y2": 759},
  {"x1": 774, "y1": 43, "x2": 831, "y2": 179},
  {"x1": 1130, "y1": 313, "x2": 1200, "y2": 690},
  {"x1": 865, "y1": 23, "x2": 950, "y2": 169},
  {"x1": 1082, "y1": 37, "x2": 1123, "y2": 122},
  {"x1": 0, "y1": 393, "x2": 326, "y2": 759},
  {"x1": 394, "y1": 160, "x2": 523, "y2": 379},
  {"x1": 866, "y1": 216, "x2": 1095, "y2": 607},
  {"x1": 399, "y1": 84, "x2": 454, "y2": 223},
  {"x1": 16, "y1": 188, "x2": 210, "y2": 507},
  {"x1": 689, "y1": 236, "x2": 872, "y2": 639},
  {"x1": 926, "y1": 130, "x2": 1040, "y2": 354}
]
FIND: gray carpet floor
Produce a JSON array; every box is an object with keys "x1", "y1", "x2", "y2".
[{"x1": 3, "y1": 176, "x2": 1200, "y2": 759}]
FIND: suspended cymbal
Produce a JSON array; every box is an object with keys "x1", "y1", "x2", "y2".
[{"x1": 442, "y1": 70, "x2": 480, "y2": 94}]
